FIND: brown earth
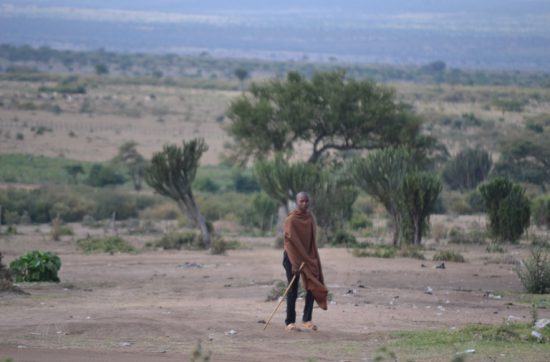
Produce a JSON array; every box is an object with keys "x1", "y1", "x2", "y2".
[{"x1": 1, "y1": 224, "x2": 548, "y2": 362}]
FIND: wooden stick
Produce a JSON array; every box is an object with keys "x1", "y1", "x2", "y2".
[{"x1": 263, "y1": 261, "x2": 305, "y2": 330}]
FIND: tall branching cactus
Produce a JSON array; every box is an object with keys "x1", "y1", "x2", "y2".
[
  {"x1": 255, "y1": 155, "x2": 357, "y2": 236},
  {"x1": 352, "y1": 146, "x2": 441, "y2": 246},
  {"x1": 400, "y1": 172, "x2": 442, "y2": 245},
  {"x1": 442, "y1": 148, "x2": 492, "y2": 190},
  {"x1": 352, "y1": 146, "x2": 416, "y2": 246},
  {"x1": 145, "y1": 138, "x2": 211, "y2": 248}
]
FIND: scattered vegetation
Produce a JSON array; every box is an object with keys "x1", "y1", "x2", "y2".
[
  {"x1": 9, "y1": 251, "x2": 61, "y2": 282},
  {"x1": 516, "y1": 247, "x2": 550, "y2": 294},
  {"x1": 433, "y1": 250, "x2": 465, "y2": 263},
  {"x1": 148, "y1": 232, "x2": 203, "y2": 250},
  {"x1": 352, "y1": 245, "x2": 396, "y2": 258},
  {"x1": 76, "y1": 236, "x2": 135, "y2": 254}
]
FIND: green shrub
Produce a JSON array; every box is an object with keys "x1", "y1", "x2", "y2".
[
  {"x1": 448, "y1": 227, "x2": 486, "y2": 244},
  {"x1": 239, "y1": 193, "x2": 278, "y2": 234},
  {"x1": 399, "y1": 246, "x2": 426, "y2": 260},
  {"x1": 77, "y1": 236, "x2": 135, "y2": 254},
  {"x1": 328, "y1": 230, "x2": 358, "y2": 247},
  {"x1": 85, "y1": 164, "x2": 126, "y2": 187},
  {"x1": 433, "y1": 250, "x2": 465, "y2": 263},
  {"x1": 516, "y1": 247, "x2": 550, "y2": 294},
  {"x1": 9, "y1": 251, "x2": 61, "y2": 282},
  {"x1": 209, "y1": 237, "x2": 237, "y2": 255},
  {"x1": 352, "y1": 245, "x2": 396, "y2": 258},
  {"x1": 232, "y1": 171, "x2": 260, "y2": 193},
  {"x1": 486, "y1": 243, "x2": 505, "y2": 253},
  {"x1": 350, "y1": 212, "x2": 372, "y2": 230},
  {"x1": 479, "y1": 177, "x2": 531, "y2": 243},
  {"x1": 194, "y1": 177, "x2": 220, "y2": 193},
  {"x1": 50, "y1": 215, "x2": 73, "y2": 241},
  {"x1": 266, "y1": 280, "x2": 287, "y2": 301},
  {"x1": 151, "y1": 232, "x2": 203, "y2": 250}
]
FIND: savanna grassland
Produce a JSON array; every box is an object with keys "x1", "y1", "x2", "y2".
[{"x1": 1, "y1": 50, "x2": 550, "y2": 361}]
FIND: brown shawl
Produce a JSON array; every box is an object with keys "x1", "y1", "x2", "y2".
[{"x1": 284, "y1": 209, "x2": 328, "y2": 310}]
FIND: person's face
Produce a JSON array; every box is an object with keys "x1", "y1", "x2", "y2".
[{"x1": 296, "y1": 195, "x2": 309, "y2": 211}]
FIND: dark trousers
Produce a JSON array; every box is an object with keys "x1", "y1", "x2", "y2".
[{"x1": 283, "y1": 251, "x2": 314, "y2": 325}]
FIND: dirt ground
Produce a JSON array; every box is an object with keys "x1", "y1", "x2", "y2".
[{"x1": 1, "y1": 224, "x2": 548, "y2": 362}]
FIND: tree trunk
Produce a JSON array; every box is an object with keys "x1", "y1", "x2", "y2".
[
  {"x1": 275, "y1": 204, "x2": 289, "y2": 239},
  {"x1": 177, "y1": 197, "x2": 211, "y2": 249},
  {"x1": 413, "y1": 217, "x2": 422, "y2": 245},
  {"x1": 390, "y1": 210, "x2": 401, "y2": 248}
]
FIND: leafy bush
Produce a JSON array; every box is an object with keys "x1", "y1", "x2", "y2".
[
  {"x1": 433, "y1": 250, "x2": 465, "y2": 263},
  {"x1": 328, "y1": 230, "x2": 358, "y2": 247},
  {"x1": 85, "y1": 164, "x2": 126, "y2": 187},
  {"x1": 194, "y1": 177, "x2": 220, "y2": 193},
  {"x1": 448, "y1": 227, "x2": 486, "y2": 244},
  {"x1": 350, "y1": 212, "x2": 372, "y2": 230},
  {"x1": 150, "y1": 232, "x2": 203, "y2": 250},
  {"x1": 486, "y1": 243, "x2": 505, "y2": 253},
  {"x1": 516, "y1": 247, "x2": 550, "y2": 294},
  {"x1": 352, "y1": 245, "x2": 396, "y2": 258},
  {"x1": 239, "y1": 193, "x2": 278, "y2": 233},
  {"x1": 9, "y1": 251, "x2": 61, "y2": 282},
  {"x1": 399, "y1": 246, "x2": 426, "y2": 260},
  {"x1": 232, "y1": 171, "x2": 260, "y2": 193},
  {"x1": 77, "y1": 236, "x2": 135, "y2": 254},
  {"x1": 479, "y1": 177, "x2": 531, "y2": 243},
  {"x1": 209, "y1": 237, "x2": 241, "y2": 255}
]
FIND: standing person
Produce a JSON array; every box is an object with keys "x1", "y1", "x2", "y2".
[{"x1": 283, "y1": 192, "x2": 328, "y2": 331}]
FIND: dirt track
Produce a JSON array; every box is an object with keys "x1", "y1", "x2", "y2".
[{"x1": 1, "y1": 234, "x2": 544, "y2": 361}]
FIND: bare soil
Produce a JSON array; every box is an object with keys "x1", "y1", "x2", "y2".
[{"x1": 1, "y1": 225, "x2": 547, "y2": 362}]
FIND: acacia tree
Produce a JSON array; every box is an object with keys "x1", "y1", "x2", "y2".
[
  {"x1": 234, "y1": 68, "x2": 249, "y2": 92},
  {"x1": 145, "y1": 138, "x2": 211, "y2": 248},
  {"x1": 227, "y1": 70, "x2": 433, "y2": 165}
]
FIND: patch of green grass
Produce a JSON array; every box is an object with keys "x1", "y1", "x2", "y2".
[
  {"x1": 516, "y1": 294, "x2": 550, "y2": 309},
  {"x1": 388, "y1": 323, "x2": 550, "y2": 361},
  {"x1": 0, "y1": 154, "x2": 93, "y2": 184},
  {"x1": 77, "y1": 236, "x2": 135, "y2": 254}
]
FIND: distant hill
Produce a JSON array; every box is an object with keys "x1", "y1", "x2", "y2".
[{"x1": 1, "y1": 0, "x2": 549, "y2": 70}]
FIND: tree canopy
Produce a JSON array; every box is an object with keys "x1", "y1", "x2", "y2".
[{"x1": 227, "y1": 70, "x2": 433, "y2": 164}]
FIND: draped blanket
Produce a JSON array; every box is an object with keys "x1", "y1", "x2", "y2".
[{"x1": 284, "y1": 209, "x2": 328, "y2": 310}]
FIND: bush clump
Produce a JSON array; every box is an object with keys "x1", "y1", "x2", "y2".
[
  {"x1": 328, "y1": 230, "x2": 358, "y2": 247},
  {"x1": 77, "y1": 236, "x2": 135, "y2": 254},
  {"x1": 352, "y1": 245, "x2": 396, "y2": 258},
  {"x1": 433, "y1": 250, "x2": 465, "y2": 263},
  {"x1": 9, "y1": 251, "x2": 61, "y2": 282},
  {"x1": 448, "y1": 227, "x2": 486, "y2": 244},
  {"x1": 479, "y1": 177, "x2": 531, "y2": 243},
  {"x1": 150, "y1": 232, "x2": 203, "y2": 250},
  {"x1": 516, "y1": 247, "x2": 550, "y2": 294}
]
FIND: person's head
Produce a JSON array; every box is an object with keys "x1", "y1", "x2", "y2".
[{"x1": 296, "y1": 192, "x2": 310, "y2": 212}]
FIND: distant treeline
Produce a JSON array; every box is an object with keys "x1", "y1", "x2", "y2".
[{"x1": 1, "y1": 44, "x2": 550, "y2": 88}]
